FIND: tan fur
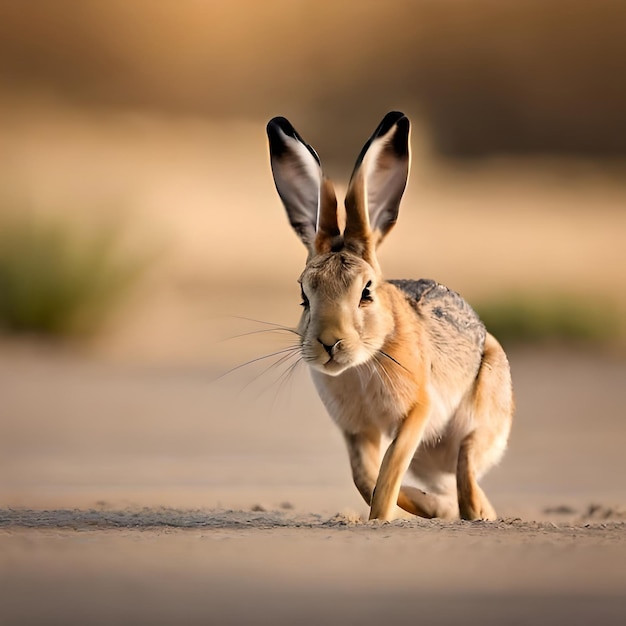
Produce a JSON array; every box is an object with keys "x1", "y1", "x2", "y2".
[{"x1": 267, "y1": 113, "x2": 514, "y2": 521}]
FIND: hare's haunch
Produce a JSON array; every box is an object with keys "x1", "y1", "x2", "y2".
[{"x1": 267, "y1": 112, "x2": 513, "y2": 521}]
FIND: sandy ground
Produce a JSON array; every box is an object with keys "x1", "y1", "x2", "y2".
[
  {"x1": 1, "y1": 100, "x2": 626, "y2": 624},
  {"x1": 1, "y1": 344, "x2": 626, "y2": 625}
]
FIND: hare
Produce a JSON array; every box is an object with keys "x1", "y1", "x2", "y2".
[{"x1": 266, "y1": 112, "x2": 513, "y2": 521}]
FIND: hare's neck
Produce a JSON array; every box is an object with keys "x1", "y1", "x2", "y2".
[{"x1": 310, "y1": 353, "x2": 419, "y2": 437}]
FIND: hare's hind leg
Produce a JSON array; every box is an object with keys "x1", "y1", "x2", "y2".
[
  {"x1": 344, "y1": 429, "x2": 382, "y2": 506},
  {"x1": 457, "y1": 334, "x2": 514, "y2": 521},
  {"x1": 457, "y1": 432, "x2": 497, "y2": 520}
]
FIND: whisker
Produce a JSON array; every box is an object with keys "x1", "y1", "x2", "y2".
[
  {"x1": 360, "y1": 339, "x2": 408, "y2": 379},
  {"x1": 354, "y1": 363, "x2": 367, "y2": 391},
  {"x1": 369, "y1": 348, "x2": 406, "y2": 399},
  {"x1": 212, "y1": 346, "x2": 301, "y2": 383},
  {"x1": 209, "y1": 316, "x2": 307, "y2": 409},
  {"x1": 378, "y1": 349, "x2": 410, "y2": 373},
  {"x1": 241, "y1": 348, "x2": 301, "y2": 393},
  {"x1": 372, "y1": 353, "x2": 395, "y2": 390},
  {"x1": 249, "y1": 352, "x2": 303, "y2": 413},
  {"x1": 364, "y1": 359, "x2": 384, "y2": 390},
  {"x1": 271, "y1": 355, "x2": 304, "y2": 411},
  {"x1": 229, "y1": 315, "x2": 300, "y2": 331},
  {"x1": 221, "y1": 327, "x2": 301, "y2": 342}
]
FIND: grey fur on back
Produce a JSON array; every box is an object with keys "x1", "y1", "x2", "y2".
[{"x1": 389, "y1": 279, "x2": 486, "y2": 382}]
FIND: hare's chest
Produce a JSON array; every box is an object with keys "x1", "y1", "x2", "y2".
[{"x1": 310, "y1": 368, "x2": 414, "y2": 437}]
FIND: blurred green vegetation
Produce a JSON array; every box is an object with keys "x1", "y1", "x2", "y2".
[
  {"x1": 0, "y1": 214, "x2": 146, "y2": 337},
  {"x1": 475, "y1": 293, "x2": 624, "y2": 348}
]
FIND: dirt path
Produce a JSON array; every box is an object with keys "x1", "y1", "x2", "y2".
[
  {"x1": 1, "y1": 510, "x2": 625, "y2": 626},
  {"x1": 1, "y1": 346, "x2": 625, "y2": 624}
]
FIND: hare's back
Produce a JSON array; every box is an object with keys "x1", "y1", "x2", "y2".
[{"x1": 388, "y1": 279, "x2": 486, "y2": 383}]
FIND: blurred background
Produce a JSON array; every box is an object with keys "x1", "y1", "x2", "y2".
[{"x1": 1, "y1": 0, "x2": 625, "y2": 516}]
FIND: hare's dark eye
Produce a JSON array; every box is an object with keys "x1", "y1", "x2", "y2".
[
  {"x1": 300, "y1": 287, "x2": 310, "y2": 309},
  {"x1": 360, "y1": 281, "x2": 373, "y2": 306}
]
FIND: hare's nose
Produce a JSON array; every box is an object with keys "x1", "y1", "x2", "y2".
[{"x1": 318, "y1": 338, "x2": 340, "y2": 357}]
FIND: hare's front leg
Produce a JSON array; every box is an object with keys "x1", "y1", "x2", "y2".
[
  {"x1": 369, "y1": 396, "x2": 432, "y2": 521},
  {"x1": 345, "y1": 426, "x2": 452, "y2": 520}
]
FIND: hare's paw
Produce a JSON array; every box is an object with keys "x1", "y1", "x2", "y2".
[
  {"x1": 459, "y1": 492, "x2": 497, "y2": 521},
  {"x1": 368, "y1": 490, "x2": 397, "y2": 521},
  {"x1": 398, "y1": 486, "x2": 458, "y2": 520}
]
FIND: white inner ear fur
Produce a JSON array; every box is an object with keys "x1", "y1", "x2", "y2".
[
  {"x1": 272, "y1": 128, "x2": 322, "y2": 232},
  {"x1": 360, "y1": 126, "x2": 411, "y2": 235}
]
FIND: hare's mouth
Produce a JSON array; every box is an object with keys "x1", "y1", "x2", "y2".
[
  {"x1": 304, "y1": 339, "x2": 371, "y2": 376},
  {"x1": 305, "y1": 354, "x2": 351, "y2": 376},
  {"x1": 322, "y1": 357, "x2": 346, "y2": 375},
  {"x1": 318, "y1": 352, "x2": 363, "y2": 376}
]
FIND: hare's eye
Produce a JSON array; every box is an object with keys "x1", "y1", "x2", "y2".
[
  {"x1": 300, "y1": 288, "x2": 310, "y2": 309},
  {"x1": 360, "y1": 281, "x2": 373, "y2": 306}
]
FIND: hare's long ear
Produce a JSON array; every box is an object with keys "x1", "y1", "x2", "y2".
[
  {"x1": 267, "y1": 117, "x2": 339, "y2": 254},
  {"x1": 344, "y1": 112, "x2": 410, "y2": 254}
]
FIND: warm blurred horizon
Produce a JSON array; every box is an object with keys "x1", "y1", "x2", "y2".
[
  {"x1": 1, "y1": 0, "x2": 625, "y2": 361},
  {"x1": 2, "y1": 0, "x2": 626, "y2": 159}
]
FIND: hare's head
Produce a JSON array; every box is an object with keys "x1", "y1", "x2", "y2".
[{"x1": 267, "y1": 112, "x2": 411, "y2": 375}]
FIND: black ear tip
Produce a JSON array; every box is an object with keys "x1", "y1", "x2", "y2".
[
  {"x1": 379, "y1": 113, "x2": 410, "y2": 158},
  {"x1": 391, "y1": 121, "x2": 410, "y2": 158},
  {"x1": 267, "y1": 116, "x2": 293, "y2": 133},
  {"x1": 384, "y1": 110, "x2": 407, "y2": 123},
  {"x1": 377, "y1": 111, "x2": 408, "y2": 136},
  {"x1": 267, "y1": 117, "x2": 321, "y2": 166},
  {"x1": 396, "y1": 115, "x2": 410, "y2": 133},
  {"x1": 267, "y1": 116, "x2": 294, "y2": 141},
  {"x1": 395, "y1": 115, "x2": 410, "y2": 141},
  {"x1": 267, "y1": 117, "x2": 296, "y2": 158}
]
